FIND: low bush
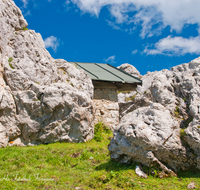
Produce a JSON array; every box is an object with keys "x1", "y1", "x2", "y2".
[{"x1": 94, "y1": 122, "x2": 112, "y2": 142}]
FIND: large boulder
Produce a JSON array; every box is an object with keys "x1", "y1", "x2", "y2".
[
  {"x1": 117, "y1": 63, "x2": 141, "y2": 79},
  {"x1": 0, "y1": 0, "x2": 94, "y2": 147},
  {"x1": 110, "y1": 58, "x2": 200, "y2": 173},
  {"x1": 109, "y1": 103, "x2": 195, "y2": 173}
]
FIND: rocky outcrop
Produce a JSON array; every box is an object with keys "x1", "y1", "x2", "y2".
[
  {"x1": 118, "y1": 63, "x2": 141, "y2": 79},
  {"x1": 109, "y1": 60, "x2": 200, "y2": 173},
  {"x1": 0, "y1": 0, "x2": 94, "y2": 147}
]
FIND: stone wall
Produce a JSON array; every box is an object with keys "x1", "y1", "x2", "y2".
[
  {"x1": 93, "y1": 88, "x2": 118, "y2": 101},
  {"x1": 93, "y1": 88, "x2": 119, "y2": 130}
]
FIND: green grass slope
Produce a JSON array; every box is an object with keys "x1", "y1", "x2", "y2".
[{"x1": 0, "y1": 123, "x2": 199, "y2": 190}]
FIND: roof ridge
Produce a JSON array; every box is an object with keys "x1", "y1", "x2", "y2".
[
  {"x1": 94, "y1": 63, "x2": 124, "y2": 81},
  {"x1": 107, "y1": 63, "x2": 142, "y2": 83},
  {"x1": 69, "y1": 62, "x2": 142, "y2": 84}
]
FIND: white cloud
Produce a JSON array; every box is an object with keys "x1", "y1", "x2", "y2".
[
  {"x1": 104, "y1": 55, "x2": 116, "y2": 63},
  {"x1": 68, "y1": 0, "x2": 200, "y2": 38},
  {"x1": 24, "y1": 10, "x2": 31, "y2": 16},
  {"x1": 107, "y1": 20, "x2": 121, "y2": 30},
  {"x1": 44, "y1": 36, "x2": 60, "y2": 52},
  {"x1": 21, "y1": 0, "x2": 29, "y2": 8},
  {"x1": 144, "y1": 35, "x2": 200, "y2": 56},
  {"x1": 131, "y1": 49, "x2": 138, "y2": 54}
]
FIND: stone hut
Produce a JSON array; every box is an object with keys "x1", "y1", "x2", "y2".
[{"x1": 69, "y1": 62, "x2": 142, "y2": 130}]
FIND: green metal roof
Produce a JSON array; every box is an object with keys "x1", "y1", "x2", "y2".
[{"x1": 69, "y1": 62, "x2": 142, "y2": 84}]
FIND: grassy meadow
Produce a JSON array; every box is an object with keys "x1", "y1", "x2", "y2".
[{"x1": 0, "y1": 123, "x2": 199, "y2": 190}]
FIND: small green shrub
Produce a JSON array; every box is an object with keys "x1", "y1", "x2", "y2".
[
  {"x1": 8, "y1": 58, "x2": 15, "y2": 70},
  {"x1": 22, "y1": 26, "x2": 28, "y2": 30},
  {"x1": 174, "y1": 106, "x2": 180, "y2": 118},
  {"x1": 8, "y1": 57, "x2": 13, "y2": 62},
  {"x1": 125, "y1": 93, "x2": 137, "y2": 102},
  {"x1": 180, "y1": 129, "x2": 186, "y2": 138},
  {"x1": 8, "y1": 57, "x2": 15, "y2": 69},
  {"x1": 9, "y1": 63, "x2": 15, "y2": 69},
  {"x1": 197, "y1": 126, "x2": 200, "y2": 129},
  {"x1": 94, "y1": 122, "x2": 111, "y2": 142}
]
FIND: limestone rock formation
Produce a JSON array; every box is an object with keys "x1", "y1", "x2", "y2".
[
  {"x1": 135, "y1": 165, "x2": 148, "y2": 178},
  {"x1": 0, "y1": 0, "x2": 94, "y2": 147},
  {"x1": 118, "y1": 63, "x2": 141, "y2": 78},
  {"x1": 109, "y1": 59, "x2": 200, "y2": 173},
  {"x1": 187, "y1": 182, "x2": 196, "y2": 189}
]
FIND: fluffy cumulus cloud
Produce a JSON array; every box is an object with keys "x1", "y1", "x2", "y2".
[
  {"x1": 68, "y1": 0, "x2": 200, "y2": 38},
  {"x1": 144, "y1": 36, "x2": 200, "y2": 56},
  {"x1": 68, "y1": 0, "x2": 200, "y2": 55},
  {"x1": 44, "y1": 36, "x2": 60, "y2": 52},
  {"x1": 104, "y1": 55, "x2": 116, "y2": 63}
]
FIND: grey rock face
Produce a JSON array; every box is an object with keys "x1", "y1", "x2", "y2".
[
  {"x1": 117, "y1": 63, "x2": 141, "y2": 78},
  {"x1": 135, "y1": 165, "x2": 147, "y2": 178},
  {"x1": 109, "y1": 103, "x2": 189, "y2": 173},
  {"x1": 187, "y1": 182, "x2": 196, "y2": 189},
  {"x1": 0, "y1": 0, "x2": 94, "y2": 147},
  {"x1": 111, "y1": 59, "x2": 200, "y2": 173}
]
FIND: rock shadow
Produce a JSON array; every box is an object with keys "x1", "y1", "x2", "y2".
[{"x1": 95, "y1": 159, "x2": 136, "y2": 172}]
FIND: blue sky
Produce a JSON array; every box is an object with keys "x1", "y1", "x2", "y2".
[{"x1": 13, "y1": 0, "x2": 200, "y2": 75}]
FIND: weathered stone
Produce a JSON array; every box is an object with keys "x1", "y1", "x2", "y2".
[
  {"x1": 94, "y1": 88, "x2": 117, "y2": 101},
  {"x1": 0, "y1": 0, "x2": 94, "y2": 147},
  {"x1": 109, "y1": 103, "x2": 188, "y2": 173},
  {"x1": 111, "y1": 58, "x2": 200, "y2": 173},
  {"x1": 0, "y1": 123, "x2": 7, "y2": 147},
  {"x1": 93, "y1": 99, "x2": 119, "y2": 130},
  {"x1": 135, "y1": 165, "x2": 147, "y2": 178},
  {"x1": 187, "y1": 182, "x2": 196, "y2": 189},
  {"x1": 118, "y1": 63, "x2": 141, "y2": 78}
]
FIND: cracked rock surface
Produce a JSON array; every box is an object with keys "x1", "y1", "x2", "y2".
[
  {"x1": 0, "y1": 0, "x2": 94, "y2": 147},
  {"x1": 109, "y1": 61, "x2": 200, "y2": 173}
]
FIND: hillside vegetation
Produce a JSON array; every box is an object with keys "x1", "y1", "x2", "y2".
[{"x1": 0, "y1": 123, "x2": 199, "y2": 190}]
